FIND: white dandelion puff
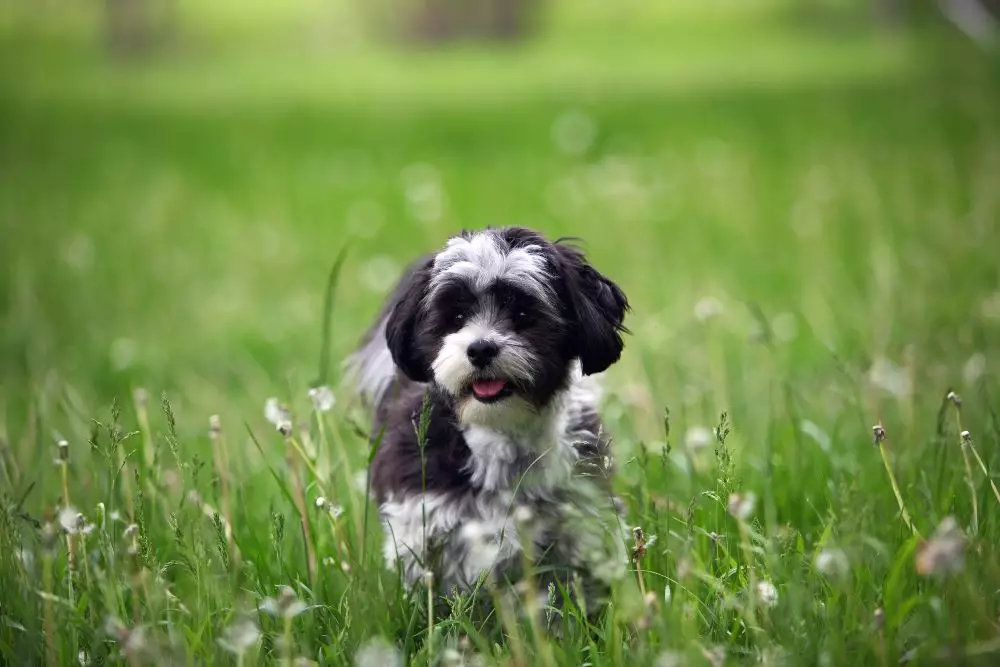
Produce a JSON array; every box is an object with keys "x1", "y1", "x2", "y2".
[
  {"x1": 694, "y1": 297, "x2": 724, "y2": 322},
  {"x1": 260, "y1": 586, "x2": 308, "y2": 619},
  {"x1": 727, "y1": 492, "x2": 757, "y2": 521},
  {"x1": 684, "y1": 426, "x2": 713, "y2": 450},
  {"x1": 217, "y1": 617, "x2": 261, "y2": 656},
  {"x1": 867, "y1": 356, "x2": 912, "y2": 398},
  {"x1": 355, "y1": 636, "x2": 402, "y2": 667},
  {"x1": 755, "y1": 580, "x2": 779, "y2": 608},
  {"x1": 814, "y1": 548, "x2": 850, "y2": 579},
  {"x1": 916, "y1": 516, "x2": 966, "y2": 577},
  {"x1": 307, "y1": 386, "x2": 335, "y2": 413},
  {"x1": 264, "y1": 398, "x2": 293, "y2": 434}
]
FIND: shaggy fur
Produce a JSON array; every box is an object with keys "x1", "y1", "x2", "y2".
[{"x1": 345, "y1": 226, "x2": 631, "y2": 608}]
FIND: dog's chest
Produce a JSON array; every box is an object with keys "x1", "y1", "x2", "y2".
[{"x1": 460, "y1": 423, "x2": 577, "y2": 496}]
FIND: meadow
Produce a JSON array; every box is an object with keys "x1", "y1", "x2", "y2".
[{"x1": 2, "y1": 1, "x2": 1000, "y2": 665}]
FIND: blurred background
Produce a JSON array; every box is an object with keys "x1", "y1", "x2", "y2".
[{"x1": 1, "y1": 0, "x2": 999, "y2": 476}]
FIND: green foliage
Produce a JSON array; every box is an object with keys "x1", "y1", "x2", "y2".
[{"x1": 2, "y1": 1, "x2": 1000, "y2": 665}]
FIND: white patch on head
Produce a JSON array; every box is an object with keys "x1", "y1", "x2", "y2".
[{"x1": 430, "y1": 231, "x2": 552, "y2": 303}]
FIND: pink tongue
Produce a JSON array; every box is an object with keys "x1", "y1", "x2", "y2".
[{"x1": 472, "y1": 379, "x2": 507, "y2": 398}]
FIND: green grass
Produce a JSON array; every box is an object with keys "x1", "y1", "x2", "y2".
[{"x1": 3, "y1": 1, "x2": 1000, "y2": 665}]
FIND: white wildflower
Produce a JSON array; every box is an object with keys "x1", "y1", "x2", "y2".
[
  {"x1": 308, "y1": 386, "x2": 335, "y2": 413},
  {"x1": 209, "y1": 414, "x2": 222, "y2": 440},
  {"x1": 727, "y1": 492, "x2": 756, "y2": 521},
  {"x1": 315, "y1": 497, "x2": 344, "y2": 519},
  {"x1": 963, "y1": 352, "x2": 986, "y2": 385},
  {"x1": 755, "y1": 580, "x2": 779, "y2": 608},
  {"x1": 867, "y1": 356, "x2": 912, "y2": 398},
  {"x1": 916, "y1": 516, "x2": 966, "y2": 577},
  {"x1": 260, "y1": 586, "x2": 308, "y2": 619},
  {"x1": 684, "y1": 426, "x2": 713, "y2": 450},
  {"x1": 355, "y1": 636, "x2": 402, "y2": 667},
  {"x1": 217, "y1": 617, "x2": 261, "y2": 656},
  {"x1": 264, "y1": 398, "x2": 292, "y2": 434},
  {"x1": 58, "y1": 507, "x2": 95, "y2": 536},
  {"x1": 694, "y1": 296, "x2": 724, "y2": 322},
  {"x1": 814, "y1": 548, "x2": 850, "y2": 579}
]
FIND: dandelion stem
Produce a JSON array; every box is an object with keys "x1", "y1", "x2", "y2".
[
  {"x1": 59, "y1": 462, "x2": 77, "y2": 603},
  {"x1": 736, "y1": 518, "x2": 761, "y2": 635},
  {"x1": 283, "y1": 615, "x2": 293, "y2": 667},
  {"x1": 42, "y1": 551, "x2": 57, "y2": 667},
  {"x1": 285, "y1": 437, "x2": 317, "y2": 583},
  {"x1": 877, "y1": 441, "x2": 920, "y2": 537},
  {"x1": 951, "y1": 396, "x2": 980, "y2": 533},
  {"x1": 967, "y1": 443, "x2": 1000, "y2": 507}
]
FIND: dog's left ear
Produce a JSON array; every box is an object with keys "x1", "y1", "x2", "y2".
[{"x1": 553, "y1": 241, "x2": 630, "y2": 375}]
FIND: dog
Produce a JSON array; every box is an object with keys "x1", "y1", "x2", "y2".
[{"x1": 346, "y1": 226, "x2": 633, "y2": 614}]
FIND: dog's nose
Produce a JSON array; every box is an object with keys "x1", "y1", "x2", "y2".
[{"x1": 467, "y1": 340, "x2": 499, "y2": 368}]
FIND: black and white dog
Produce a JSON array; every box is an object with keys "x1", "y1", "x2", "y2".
[{"x1": 346, "y1": 226, "x2": 632, "y2": 609}]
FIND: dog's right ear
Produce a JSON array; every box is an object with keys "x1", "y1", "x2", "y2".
[{"x1": 384, "y1": 255, "x2": 434, "y2": 383}]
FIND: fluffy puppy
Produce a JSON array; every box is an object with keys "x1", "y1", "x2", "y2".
[{"x1": 346, "y1": 226, "x2": 632, "y2": 611}]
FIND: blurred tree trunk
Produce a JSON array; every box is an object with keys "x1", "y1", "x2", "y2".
[
  {"x1": 400, "y1": 0, "x2": 543, "y2": 45},
  {"x1": 104, "y1": 0, "x2": 176, "y2": 58}
]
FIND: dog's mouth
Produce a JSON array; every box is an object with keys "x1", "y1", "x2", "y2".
[{"x1": 468, "y1": 378, "x2": 514, "y2": 403}]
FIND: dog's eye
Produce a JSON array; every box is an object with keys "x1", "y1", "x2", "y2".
[{"x1": 453, "y1": 312, "x2": 465, "y2": 324}]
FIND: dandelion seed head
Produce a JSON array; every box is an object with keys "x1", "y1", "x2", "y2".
[
  {"x1": 684, "y1": 426, "x2": 713, "y2": 450},
  {"x1": 961, "y1": 430, "x2": 971, "y2": 442},
  {"x1": 916, "y1": 516, "x2": 966, "y2": 577},
  {"x1": 355, "y1": 637, "x2": 402, "y2": 667},
  {"x1": 727, "y1": 492, "x2": 756, "y2": 521},
  {"x1": 308, "y1": 385, "x2": 335, "y2": 413},
  {"x1": 208, "y1": 415, "x2": 222, "y2": 440},
  {"x1": 261, "y1": 585, "x2": 308, "y2": 619},
  {"x1": 754, "y1": 580, "x2": 779, "y2": 607},
  {"x1": 963, "y1": 352, "x2": 986, "y2": 385},
  {"x1": 694, "y1": 296, "x2": 724, "y2": 322},
  {"x1": 867, "y1": 357, "x2": 912, "y2": 398},
  {"x1": 217, "y1": 617, "x2": 261, "y2": 656},
  {"x1": 814, "y1": 548, "x2": 850, "y2": 579}
]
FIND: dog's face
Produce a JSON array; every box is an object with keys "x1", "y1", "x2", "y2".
[{"x1": 384, "y1": 227, "x2": 629, "y2": 426}]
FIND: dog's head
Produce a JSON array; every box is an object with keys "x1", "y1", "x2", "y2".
[{"x1": 384, "y1": 227, "x2": 629, "y2": 427}]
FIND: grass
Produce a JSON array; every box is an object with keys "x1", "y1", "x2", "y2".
[{"x1": 2, "y1": 1, "x2": 1000, "y2": 665}]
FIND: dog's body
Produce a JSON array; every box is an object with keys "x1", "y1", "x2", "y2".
[{"x1": 346, "y1": 227, "x2": 631, "y2": 606}]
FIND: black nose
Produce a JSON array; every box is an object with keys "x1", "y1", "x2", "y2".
[{"x1": 467, "y1": 340, "x2": 499, "y2": 368}]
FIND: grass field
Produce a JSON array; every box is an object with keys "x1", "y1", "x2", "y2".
[{"x1": 2, "y1": 1, "x2": 1000, "y2": 665}]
